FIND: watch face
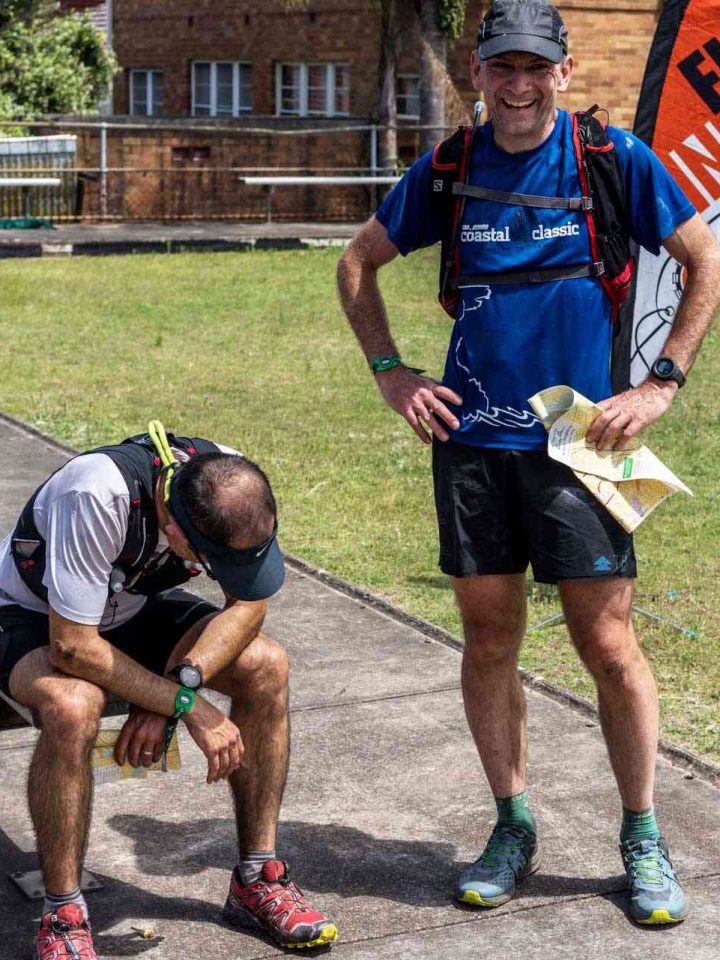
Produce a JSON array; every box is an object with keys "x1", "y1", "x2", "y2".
[
  {"x1": 178, "y1": 664, "x2": 203, "y2": 689},
  {"x1": 654, "y1": 358, "x2": 675, "y2": 378}
]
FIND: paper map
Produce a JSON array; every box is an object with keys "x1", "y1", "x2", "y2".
[
  {"x1": 91, "y1": 728, "x2": 181, "y2": 784},
  {"x1": 528, "y1": 385, "x2": 691, "y2": 533}
]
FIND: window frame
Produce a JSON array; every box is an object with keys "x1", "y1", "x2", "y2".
[
  {"x1": 396, "y1": 73, "x2": 420, "y2": 120},
  {"x1": 191, "y1": 61, "x2": 252, "y2": 117},
  {"x1": 275, "y1": 62, "x2": 350, "y2": 118},
  {"x1": 130, "y1": 69, "x2": 164, "y2": 117}
]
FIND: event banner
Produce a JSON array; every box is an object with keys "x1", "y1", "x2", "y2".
[{"x1": 617, "y1": 0, "x2": 720, "y2": 389}]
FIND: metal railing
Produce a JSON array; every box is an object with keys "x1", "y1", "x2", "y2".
[{"x1": 0, "y1": 118, "x2": 458, "y2": 222}]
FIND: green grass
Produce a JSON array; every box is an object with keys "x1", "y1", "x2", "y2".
[{"x1": 0, "y1": 248, "x2": 718, "y2": 762}]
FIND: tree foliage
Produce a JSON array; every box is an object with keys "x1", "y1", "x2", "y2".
[
  {"x1": 0, "y1": 2, "x2": 115, "y2": 121},
  {"x1": 436, "y1": 0, "x2": 466, "y2": 43}
]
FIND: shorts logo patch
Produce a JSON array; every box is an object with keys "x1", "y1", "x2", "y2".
[{"x1": 593, "y1": 555, "x2": 614, "y2": 573}]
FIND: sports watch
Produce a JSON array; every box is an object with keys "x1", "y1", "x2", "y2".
[
  {"x1": 167, "y1": 662, "x2": 204, "y2": 692},
  {"x1": 650, "y1": 356, "x2": 686, "y2": 389}
]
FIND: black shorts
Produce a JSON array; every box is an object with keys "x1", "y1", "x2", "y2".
[
  {"x1": 432, "y1": 439, "x2": 636, "y2": 585},
  {"x1": 0, "y1": 588, "x2": 219, "y2": 699}
]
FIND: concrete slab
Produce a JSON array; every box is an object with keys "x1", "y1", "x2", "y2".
[
  {"x1": 0, "y1": 413, "x2": 718, "y2": 960},
  {"x1": 0, "y1": 221, "x2": 358, "y2": 259}
]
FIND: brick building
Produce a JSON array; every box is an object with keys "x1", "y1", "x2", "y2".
[{"x1": 57, "y1": 0, "x2": 663, "y2": 220}]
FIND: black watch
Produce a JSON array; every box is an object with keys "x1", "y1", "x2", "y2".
[
  {"x1": 167, "y1": 662, "x2": 204, "y2": 691},
  {"x1": 650, "y1": 356, "x2": 686, "y2": 389}
]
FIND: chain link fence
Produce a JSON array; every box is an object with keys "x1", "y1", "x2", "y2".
[{"x1": 0, "y1": 118, "x2": 453, "y2": 222}]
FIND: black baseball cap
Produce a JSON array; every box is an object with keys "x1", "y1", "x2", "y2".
[
  {"x1": 477, "y1": 0, "x2": 568, "y2": 64},
  {"x1": 168, "y1": 475, "x2": 285, "y2": 601}
]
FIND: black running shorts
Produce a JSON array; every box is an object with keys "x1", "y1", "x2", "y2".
[
  {"x1": 432, "y1": 439, "x2": 636, "y2": 584},
  {"x1": 0, "y1": 588, "x2": 219, "y2": 698}
]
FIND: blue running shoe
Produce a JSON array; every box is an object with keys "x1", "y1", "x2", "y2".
[
  {"x1": 620, "y1": 836, "x2": 688, "y2": 925},
  {"x1": 456, "y1": 824, "x2": 539, "y2": 907}
]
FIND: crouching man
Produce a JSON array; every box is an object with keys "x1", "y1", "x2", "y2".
[{"x1": 0, "y1": 423, "x2": 337, "y2": 958}]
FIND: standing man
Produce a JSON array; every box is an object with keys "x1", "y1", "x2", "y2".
[
  {"x1": 337, "y1": 0, "x2": 720, "y2": 925},
  {"x1": 0, "y1": 425, "x2": 337, "y2": 957}
]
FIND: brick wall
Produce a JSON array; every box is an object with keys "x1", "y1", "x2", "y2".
[{"x1": 60, "y1": 0, "x2": 663, "y2": 220}]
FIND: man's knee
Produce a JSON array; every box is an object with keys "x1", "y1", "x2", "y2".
[
  {"x1": 461, "y1": 608, "x2": 525, "y2": 663},
  {"x1": 232, "y1": 634, "x2": 289, "y2": 704},
  {"x1": 36, "y1": 679, "x2": 106, "y2": 746},
  {"x1": 571, "y1": 625, "x2": 644, "y2": 686}
]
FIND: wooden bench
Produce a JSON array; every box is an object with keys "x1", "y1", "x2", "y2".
[
  {"x1": 238, "y1": 174, "x2": 400, "y2": 222},
  {"x1": 0, "y1": 177, "x2": 62, "y2": 218}
]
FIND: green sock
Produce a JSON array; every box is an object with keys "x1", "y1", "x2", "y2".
[
  {"x1": 495, "y1": 791, "x2": 535, "y2": 834},
  {"x1": 620, "y1": 807, "x2": 661, "y2": 842}
]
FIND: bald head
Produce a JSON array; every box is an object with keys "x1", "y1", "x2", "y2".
[{"x1": 175, "y1": 453, "x2": 277, "y2": 549}]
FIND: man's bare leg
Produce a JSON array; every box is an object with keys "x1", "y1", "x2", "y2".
[
  {"x1": 208, "y1": 633, "x2": 290, "y2": 853},
  {"x1": 453, "y1": 573, "x2": 539, "y2": 907},
  {"x1": 9, "y1": 648, "x2": 106, "y2": 894},
  {"x1": 559, "y1": 577, "x2": 688, "y2": 924},
  {"x1": 454, "y1": 574, "x2": 528, "y2": 797},
  {"x1": 559, "y1": 578, "x2": 657, "y2": 811},
  {"x1": 167, "y1": 619, "x2": 290, "y2": 853}
]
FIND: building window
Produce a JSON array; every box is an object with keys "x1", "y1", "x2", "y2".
[
  {"x1": 397, "y1": 74, "x2": 419, "y2": 119},
  {"x1": 276, "y1": 63, "x2": 350, "y2": 117},
  {"x1": 192, "y1": 62, "x2": 251, "y2": 117},
  {"x1": 130, "y1": 70, "x2": 164, "y2": 116}
]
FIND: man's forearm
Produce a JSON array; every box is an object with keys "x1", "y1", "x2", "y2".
[
  {"x1": 49, "y1": 613, "x2": 179, "y2": 716},
  {"x1": 165, "y1": 600, "x2": 266, "y2": 682},
  {"x1": 658, "y1": 223, "x2": 720, "y2": 376},
  {"x1": 337, "y1": 227, "x2": 399, "y2": 363}
]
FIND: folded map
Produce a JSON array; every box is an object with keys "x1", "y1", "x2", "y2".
[{"x1": 528, "y1": 385, "x2": 691, "y2": 533}]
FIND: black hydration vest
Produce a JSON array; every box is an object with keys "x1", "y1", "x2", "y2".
[
  {"x1": 431, "y1": 105, "x2": 636, "y2": 324},
  {"x1": 11, "y1": 432, "x2": 219, "y2": 603}
]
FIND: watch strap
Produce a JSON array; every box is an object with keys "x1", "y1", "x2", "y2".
[
  {"x1": 370, "y1": 355, "x2": 425, "y2": 376},
  {"x1": 172, "y1": 686, "x2": 195, "y2": 718}
]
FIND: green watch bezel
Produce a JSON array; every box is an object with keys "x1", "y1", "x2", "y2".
[{"x1": 173, "y1": 686, "x2": 195, "y2": 718}]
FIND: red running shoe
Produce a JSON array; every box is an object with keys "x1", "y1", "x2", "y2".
[
  {"x1": 34, "y1": 904, "x2": 96, "y2": 960},
  {"x1": 222, "y1": 859, "x2": 338, "y2": 949}
]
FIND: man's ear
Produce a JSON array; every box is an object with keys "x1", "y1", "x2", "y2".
[
  {"x1": 165, "y1": 518, "x2": 191, "y2": 550},
  {"x1": 557, "y1": 55, "x2": 574, "y2": 93},
  {"x1": 470, "y1": 49, "x2": 483, "y2": 93}
]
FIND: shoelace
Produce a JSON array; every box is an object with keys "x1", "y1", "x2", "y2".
[
  {"x1": 479, "y1": 825, "x2": 530, "y2": 870},
  {"x1": 624, "y1": 841, "x2": 667, "y2": 888},
  {"x1": 255, "y1": 879, "x2": 313, "y2": 915}
]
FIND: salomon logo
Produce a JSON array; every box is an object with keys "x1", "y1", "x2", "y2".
[
  {"x1": 433, "y1": 180, "x2": 444, "y2": 192},
  {"x1": 593, "y1": 555, "x2": 614, "y2": 573},
  {"x1": 532, "y1": 221, "x2": 581, "y2": 240}
]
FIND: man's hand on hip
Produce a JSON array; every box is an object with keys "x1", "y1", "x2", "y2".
[
  {"x1": 586, "y1": 380, "x2": 677, "y2": 451},
  {"x1": 376, "y1": 365, "x2": 462, "y2": 444},
  {"x1": 115, "y1": 705, "x2": 167, "y2": 768},
  {"x1": 183, "y1": 697, "x2": 244, "y2": 784}
]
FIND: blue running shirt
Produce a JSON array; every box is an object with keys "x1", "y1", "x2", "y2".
[{"x1": 376, "y1": 110, "x2": 695, "y2": 449}]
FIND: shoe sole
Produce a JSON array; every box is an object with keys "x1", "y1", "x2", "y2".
[
  {"x1": 633, "y1": 908, "x2": 688, "y2": 926},
  {"x1": 456, "y1": 849, "x2": 541, "y2": 908},
  {"x1": 223, "y1": 902, "x2": 338, "y2": 948}
]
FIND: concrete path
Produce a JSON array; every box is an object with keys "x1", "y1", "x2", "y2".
[
  {"x1": 0, "y1": 221, "x2": 357, "y2": 259},
  {"x1": 0, "y1": 414, "x2": 718, "y2": 959}
]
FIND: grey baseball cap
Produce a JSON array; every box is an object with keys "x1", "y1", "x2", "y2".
[{"x1": 477, "y1": 0, "x2": 568, "y2": 64}]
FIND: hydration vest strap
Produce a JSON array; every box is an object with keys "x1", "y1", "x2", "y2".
[
  {"x1": 452, "y1": 181, "x2": 592, "y2": 211},
  {"x1": 451, "y1": 262, "x2": 604, "y2": 288}
]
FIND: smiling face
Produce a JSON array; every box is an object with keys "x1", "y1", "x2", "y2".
[{"x1": 471, "y1": 49, "x2": 573, "y2": 153}]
